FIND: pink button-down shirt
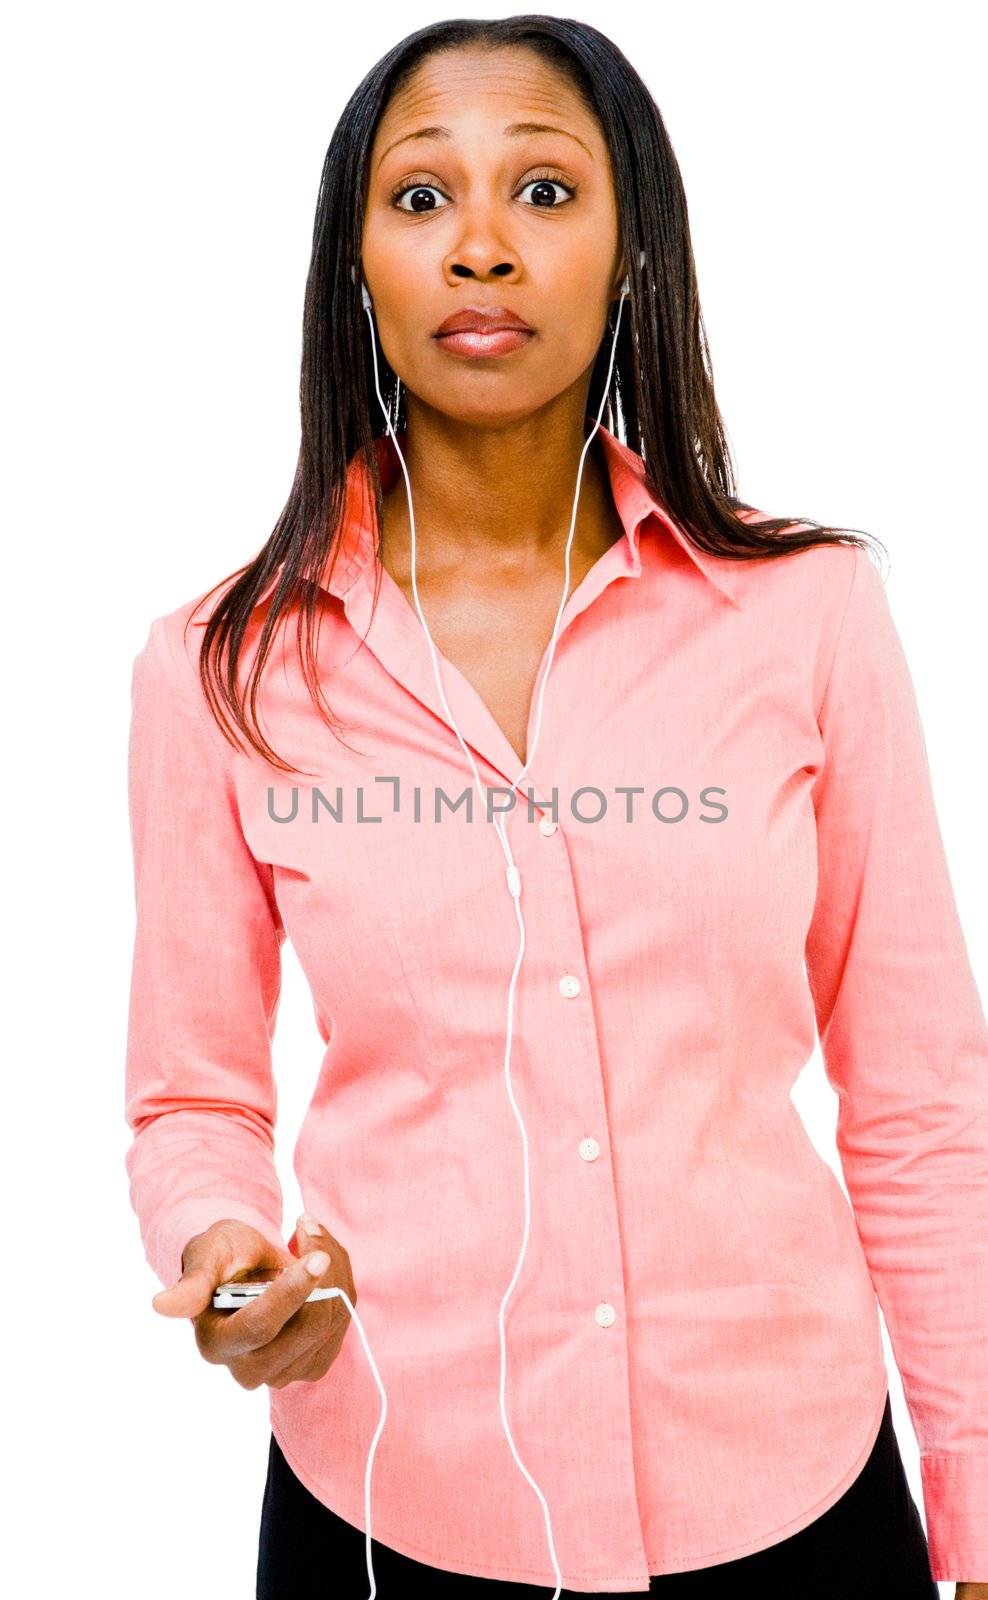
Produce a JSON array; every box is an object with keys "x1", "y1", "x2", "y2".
[{"x1": 125, "y1": 423, "x2": 988, "y2": 1588}]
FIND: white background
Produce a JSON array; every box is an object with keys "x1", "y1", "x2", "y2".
[{"x1": 4, "y1": 2, "x2": 984, "y2": 1595}]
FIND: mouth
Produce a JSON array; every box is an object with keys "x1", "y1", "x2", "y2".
[
  {"x1": 433, "y1": 326, "x2": 535, "y2": 359},
  {"x1": 432, "y1": 305, "x2": 535, "y2": 360}
]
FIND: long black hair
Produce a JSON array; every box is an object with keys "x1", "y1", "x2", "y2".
[{"x1": 188, "y1": 13, "x2": 885, "y2": 773}]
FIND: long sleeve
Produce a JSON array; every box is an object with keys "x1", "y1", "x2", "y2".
[
  {"x1": 804, "y1": 544, "x2": 988, "y2": 1582},
  {"x1": 124, "y1": 615, "x2": 287, "y2": 1291}
]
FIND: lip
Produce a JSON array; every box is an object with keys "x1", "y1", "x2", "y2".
[
  {"x1": 433, "y1": 304, "x2": 534, "y2": 337},
  {"x1": 434, "y1": 327, "x2": 534, "y2": 359}
]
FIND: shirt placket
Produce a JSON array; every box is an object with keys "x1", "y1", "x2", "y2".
[{"x1": 497, "y1": 800, "x2": 654, "y2": 1585}]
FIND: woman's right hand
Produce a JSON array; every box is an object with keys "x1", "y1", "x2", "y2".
[{"x1": 150, "y1": 1215, "x2": 358, "y2": 1389}]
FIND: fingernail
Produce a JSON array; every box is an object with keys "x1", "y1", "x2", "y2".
[
  {"x1": 297, "y1": 1211, "x2": 319, "y2": 1234},
  {"x1": 305, "y1": 1251, "x2": 330, "y2": 1277}
]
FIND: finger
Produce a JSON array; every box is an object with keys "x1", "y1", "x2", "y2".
[
  {"x1": 260, "y1": 1306, "x2": 339, "y2": 1387},
  {"x1": 286, "y1": 1212, "x2": 320, "y2": 1260},
  {"x1": 296, "y1": 1210, "x2": 326, "y2": 1245},
  {"x1": 227, "y1": 1297, "x2": 338, "y2": 1389},
  {"x1": 267, "y1": 1341, "x2": 333, "y2": 1388},
  {"x1": 213, "y1": 1250, "x2": 333, "y2": 1359}
]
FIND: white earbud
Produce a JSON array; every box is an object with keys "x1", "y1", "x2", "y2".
[
  {"x1": 620, "y1": 247, "x2": 647, "y2": 299},
  {"x1": 351, "y1": 262, "x2": 373, "y2": 310}
]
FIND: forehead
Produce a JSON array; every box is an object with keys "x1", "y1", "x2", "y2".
[{"x1": 373, "y1": 44, "x2": 596, "y2": 144}]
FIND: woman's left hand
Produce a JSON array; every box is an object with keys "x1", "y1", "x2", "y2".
[{"x1": 955, "y1": 1584, "x2": 988, "y2": 1598}]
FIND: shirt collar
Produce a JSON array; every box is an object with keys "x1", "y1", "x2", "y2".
[
  {"x1": 254, "y1": 423, "x2": 745, "y2": 612},
  {"x1": 591, "y1": 424, "x2": 744, "y2": 609}
]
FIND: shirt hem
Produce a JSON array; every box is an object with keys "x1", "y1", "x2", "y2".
[
  {"x1": 644, "y1": 1377, "x2": 890, "y2": 1571},
  {"x1": 268, "y1": 1377, "x2": 890, "y2": 1590},
  {"x1": 267, "y1": 1410, "x2": 650, "y2": 1591}
]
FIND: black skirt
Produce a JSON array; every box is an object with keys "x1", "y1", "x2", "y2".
[{"x1": 256, "y1": 1389, "x2": 937, "y2": 1598}]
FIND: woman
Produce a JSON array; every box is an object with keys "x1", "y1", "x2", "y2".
[{"x1": 124, "y1": 15, "x2": 988, "y2": 1600}]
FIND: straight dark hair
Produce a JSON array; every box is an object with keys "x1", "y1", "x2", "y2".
[{"x1": 189, "y1": 13, "x2": 885, "y2": 774}]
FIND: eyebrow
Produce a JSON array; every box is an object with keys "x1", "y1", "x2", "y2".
[{"x1": 375, "y1": 121, "x2": 594, "y2": 172}]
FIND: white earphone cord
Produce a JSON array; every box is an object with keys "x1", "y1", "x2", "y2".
[{"x1": 324, "y1": 254, "x2": 640, "y2": 1598}]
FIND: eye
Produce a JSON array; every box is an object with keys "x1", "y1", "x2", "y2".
[
  {"x1": 390, "y1": 182, "x2": 448, "y2": 214},
  {"x1": 517, "y1": 172, "x2": 576, "y2": 209},
  {"x1": 388, "y1": 169, "x2": 577, "y2": 214}
]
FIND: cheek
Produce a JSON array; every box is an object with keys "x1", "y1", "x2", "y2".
[
  {"x1": 376, "y1": 321, "x2": 421, "y2": 384},
  {"x1": 551, "y1": 312, "x2": 608, "y2": 379},
  {"x1": 359, "y1": 238, "x2": 433, "y2": 371},
  {"x1": 545, "y1": 263, "x2": 614, "y2": 374},
  {"x1": 512, "y1": 314, "x2": 607, "y2": 406}
]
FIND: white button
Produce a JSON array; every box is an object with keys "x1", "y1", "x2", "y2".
[
  {"x1": 595, "y1": 1303, "x2": 616, "y2": 1327},
  {"x1": 579, "y1": 1137, "x2": 600, "y2": 1161},
  {"x1": 538, "y1": 817, "x2": 557, "y2": 837},
  {"x1": 559, "y1": 974, "x2": 581, "y2": 998}
]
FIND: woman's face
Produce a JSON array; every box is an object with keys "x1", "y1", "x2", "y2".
[{"x1": 361, "y1": 45, "x2": 626, "y2": 428}]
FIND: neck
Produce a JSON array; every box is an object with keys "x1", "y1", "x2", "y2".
[{"x1": 378, "y1": 394, "x2": 620, "y2": 581}]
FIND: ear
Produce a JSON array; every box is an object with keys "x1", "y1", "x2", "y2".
[
  {"x1": 611, "y1": 247, "x2": 646, "y2": 299},
  {"x1": 612, "y1": 258, "x2": 628, "y2": 297}
]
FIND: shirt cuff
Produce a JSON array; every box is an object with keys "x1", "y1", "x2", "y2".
[{"x1": 921, "y1": 1450, "x2": 988, "y2": 1581}]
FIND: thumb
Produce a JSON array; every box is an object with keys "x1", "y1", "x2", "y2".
[{"x1": 151, "y1": 1263, "x2": 218, "y2": 1319}]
